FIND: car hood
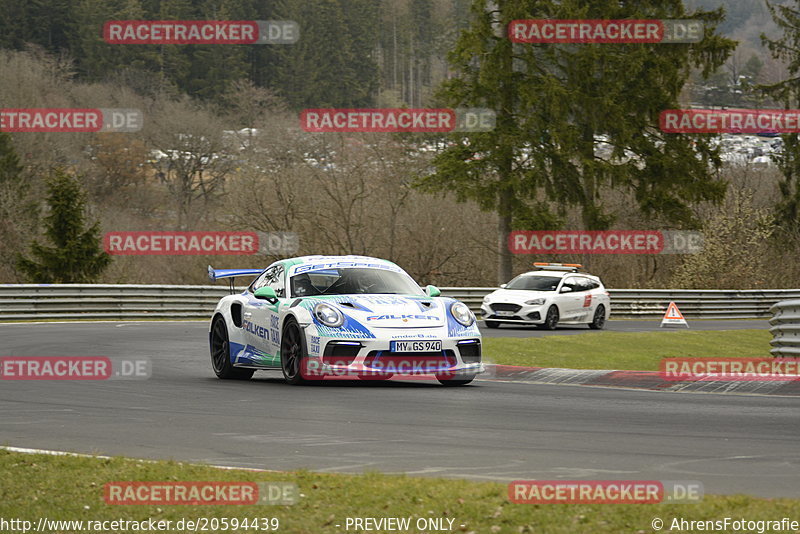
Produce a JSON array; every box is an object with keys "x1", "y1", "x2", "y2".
[
  {"x1": 307, "y1": 294, "x2": 445, "y2": 328},
  {"x1": 486, "y1": 289, "x2": 555, "y2": 303}
]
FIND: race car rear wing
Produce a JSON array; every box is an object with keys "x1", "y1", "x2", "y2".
[{"x1": 208, "y1": 265, "x2": 264, "y2": 293}]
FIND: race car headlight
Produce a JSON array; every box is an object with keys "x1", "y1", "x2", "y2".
[
  {"x1": 525, "y1": 298, "x2": 545, "y2": 306},
  {"x1": 314, "y1": 303, "x2": 344, "y2": 328},
  {"x1": 450, "y1": 302, "x2": 475, "y2": 327}
]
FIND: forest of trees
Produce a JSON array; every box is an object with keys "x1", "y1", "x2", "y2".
[
  {"x1": 0, "y1": 0, "x2": 468, "y2": 110},
  {"x1": 1, "y1": 0, "x2": 800, "y2": 289},
  {"x1": 0, "y1": 0, "x2": 787, "y2": 111}
]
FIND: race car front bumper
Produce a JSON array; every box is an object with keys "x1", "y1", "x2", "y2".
[
  {"x1": 480, "y1": 302, "x2": 546, "y2": 324},
  {"x1": 303, "y1": 335, "x2": 483, "y2": 379}
]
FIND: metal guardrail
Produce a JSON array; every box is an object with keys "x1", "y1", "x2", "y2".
[
  {"x1": 0, "y1": 284, "x2": 229, "y2": 321},
  {"x1": 1, "y1": 284, "x2": 799, "y2": 321},
  {"x1": 769, "y1": 300, "x2": 800, "y2": 357},
  {"x1": 446, "y1": 288, "x2": 800, "y2": 320}
]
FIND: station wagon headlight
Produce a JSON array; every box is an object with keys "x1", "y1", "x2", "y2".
[
  {"x1": 450, "y1": 302, "x2": 475, "y2": 327},
  {"x1": 525, "y1": 298, "x2": 545, "y2": 305},
  {"x1": 314, "y1": 303, "x2": 344, "y2": 328}
]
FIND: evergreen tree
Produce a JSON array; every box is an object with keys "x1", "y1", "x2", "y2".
[
  {"x1": 69, "y1": 0, "x2": 158, "y2": 82},
  {"x1": 0, "y1": 132, "x2": 22, "y2": 184},
  {"x1": 0, "y1": 0, "x2": 73, "y2": 52},
  {"x1": 17, "y1": 169, "x2": 111, "y2": 283},
  {"x1": 762, "y1": 0, "x2": 800, "y2": 234},
  {"x1": 419, "y1": 0, "x2": 734, "y2": 283},
  {"x1": 275, "y1": 0, "x2": 379, "y2": 108},
  {"x1": 186, "y1": 0, "x2": 249, "y2": 100},
  {"x1": 0, "y1": 132, "x2": 41, "y2": 282}
]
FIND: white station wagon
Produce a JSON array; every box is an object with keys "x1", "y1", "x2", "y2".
[{"x1": 480, "y1": 263, "x2": 611, "y2": 330}]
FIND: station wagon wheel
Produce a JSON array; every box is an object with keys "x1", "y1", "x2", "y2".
[
  {"x1": 589, "y1": 304, "x2": 606, "y2": 330},
  {"x1": 210, "y1": 316, "x2": 254, "y2": 380},
  {"x1": 280, "y1": 318, "x2": 307, "y2": 385},
  {"x1": 541, "y1": 305, "x2": 559, "y2": 330}
]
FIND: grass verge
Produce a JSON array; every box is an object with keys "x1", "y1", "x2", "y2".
[
  {"x1": 1, "y1": 450, "x2": 798, "y2": 534},
  {"x1": 483, "y1": 330, "x2": 771, "y2": 370}
]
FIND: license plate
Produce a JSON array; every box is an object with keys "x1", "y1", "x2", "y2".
[
  {"x1": 495, "y1": 310, "x2": 515, "y2": 317},
  {"x1": 390, "y1": 340, "x2": 442, "y2": 352}
]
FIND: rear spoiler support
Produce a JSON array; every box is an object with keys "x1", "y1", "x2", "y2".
[{"x1": 208, "y1": 265, "x2": 263, "y2": 295}]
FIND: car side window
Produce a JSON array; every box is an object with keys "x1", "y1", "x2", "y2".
[
  {"x1": 250, "y1": 265, "x2": 286, "y2": 297},
  {"x1": 576, "y1": 277, "x2": 595, "y2": 292},
  {"x1": 250, "y1": 268, "x2": 272, "y2": 292},
  {"x1": 250, "y1": 265, "x2": 285, "y2": 297},
  {"x1": 269, "y1": 265, "x2": 285, "y2": 298},
  {"x1": 561, "y1": 278, "x2": 579, "y2": 292}
]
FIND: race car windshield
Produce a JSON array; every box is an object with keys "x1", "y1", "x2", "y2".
[
  {"x1": 505, "y1": 275, "x2": 561, "y2": 291},
  {"x1": 291, "y1": 268, "x2": 424, "y2": 297}
]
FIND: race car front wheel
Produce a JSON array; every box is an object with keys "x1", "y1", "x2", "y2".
[
  {"x1": 210, "y1": 316, "x2": 254, "y2": 380},
  {"x1": 436, "y1": 373, "x2": 476, "y2": 386},
  {"x1": 280, "y1": 318, "x2": 307, "y2": 385}
]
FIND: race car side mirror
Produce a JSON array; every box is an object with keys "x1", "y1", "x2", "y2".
[
  {"x1": 254, "y1": 286, "x2": 278, "y2": 303},
  {"x1": 425, "y1": 285, "x2": 441, "y2": 297},
  {"x1": 560, "y1": 286, "x2": 573, "y2": 293},
  {"x1": 499, "y1": 283, "x2": 507, "y2": 289}
]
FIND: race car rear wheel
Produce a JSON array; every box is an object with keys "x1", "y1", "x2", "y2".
[
  {"x1": 540, "y1": 305, "x2": 559, "y2": 330},
  {"x1": 280, "y1": 318, "x2": 307, "y2": 385},
  {"x1": 210, "y1": 316, "x2": 254, "y2": 380},
  {"x1": 436, "y1": 373, "x2": 476, "y2": 386},
  {"x1": 484, "y1": 320, "x2": 500, "y2": 329},
  {"x1": 589, "y1": 305, "x2": 606, "y2": 330}
]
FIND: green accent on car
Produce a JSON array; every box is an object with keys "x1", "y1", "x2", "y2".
[
  {"x1": 281, "y1": 258, "x2": 305, "y2": 269},
  {"x1": 248, "y1": 346, "x2": 280, "y2": 367}
]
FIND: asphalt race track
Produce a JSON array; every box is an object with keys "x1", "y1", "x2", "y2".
[{"x1": 1, "y1": 321, "x2": 797, "y2": 499}]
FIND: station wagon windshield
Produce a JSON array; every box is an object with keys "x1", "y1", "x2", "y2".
[{"x1": 505, "y1": 275, "x2": 561, "y2": 291}]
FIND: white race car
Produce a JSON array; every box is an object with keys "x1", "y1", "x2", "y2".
[
  {"x1": 208, "y1": 255, "x2": 483, "y2": 385},
  {"x1": 480, "y1": 263, "x2": 610, "y2": 330}
]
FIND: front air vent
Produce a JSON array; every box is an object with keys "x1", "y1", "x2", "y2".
[
  {"x1": 456, "y1": 340, "x2": 481, "y2": 363},
  {"x1": 322, "y1": 341, "x2": 362, "y2": 365}
]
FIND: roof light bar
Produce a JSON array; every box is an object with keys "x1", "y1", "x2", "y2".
[{"x1": 533, "y1": 262, "x2": 583, "y2": 272}]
